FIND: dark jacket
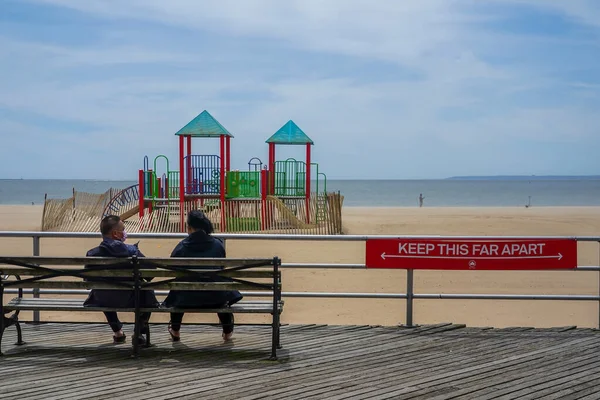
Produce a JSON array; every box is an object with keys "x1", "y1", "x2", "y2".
[
  {"x1": 83, "y1": 238, "x2": 159, "y2": 308},
  {"x1": 162, "y1": 231, "x2": 243, "y2": 308}
]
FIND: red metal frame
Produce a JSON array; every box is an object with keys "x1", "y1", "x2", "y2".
[
  {"x1": 220, "y1": 135, "x2": 226, "y2": 231},
  {"x1": 179, "y1": 135, "x2": 185, "y2": 231},
  {"x1": 305, "y1": 143, "x2": 311, "y2": 224},
  {"x1": 186, "y1": 135, "x2": 192, "y2": 192},
  {"x1": 138, "y1": 169, "x2": 145, "y2": 219},
  {"x1": 226, "y1": 136, "x2": 231, "y2": 172},
  {"x1": 261, "y1": 169, "x2": 268, "y2": 230},
  {"x1": 268, "y1": 143, "x2": 275, "y2": 195}
]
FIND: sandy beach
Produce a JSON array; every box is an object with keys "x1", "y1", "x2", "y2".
[{"x1": 1, "y1": 205, "x2": 599, "y2": 330}]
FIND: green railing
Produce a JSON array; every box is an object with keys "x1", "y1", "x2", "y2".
[{"x1": 274, "y1": 159, "x2": 306, "y2": 197}]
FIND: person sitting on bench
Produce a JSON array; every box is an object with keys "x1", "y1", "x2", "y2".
[
  {"x1": 83, "y1": 215, "x2": 159, "y2": 344},
  {"x1": 164, "y1": 210, "x2": 243, "y2": 342}
]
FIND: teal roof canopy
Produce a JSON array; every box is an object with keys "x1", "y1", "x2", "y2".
[
  {"x1": 175, "y1": 110, "x2": 233, "y2": 137},
  {"x1": 266, "y1": 120, "x2": 313, "y2": 145}
]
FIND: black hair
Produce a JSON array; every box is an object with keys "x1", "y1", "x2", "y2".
[
  {"x1": 187, "y1": 210, "x2": 214, "y2": 234},
  {"x1": 100, "y1": 215, "x2": 121, "y2": 236}
]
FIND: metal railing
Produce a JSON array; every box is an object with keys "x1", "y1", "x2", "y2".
[{"x1": 1, "y1": 231, "x2": 599, "y2": 328}]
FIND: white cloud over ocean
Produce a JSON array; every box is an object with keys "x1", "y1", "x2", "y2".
[{"x1": 1, "y1": 0, "x2": 599, "y2": 179}]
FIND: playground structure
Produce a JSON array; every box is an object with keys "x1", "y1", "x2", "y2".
[{"x1": 94, "y1": 111, "x2": 343, "y2": 233}]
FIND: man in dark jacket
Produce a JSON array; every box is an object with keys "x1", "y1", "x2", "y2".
[
  {"x1": 164, "y1": 210, "x2": 243, "y2": 342},
  {"x1": 83, "y1": 215, "x2": 158, "y2": 344}
]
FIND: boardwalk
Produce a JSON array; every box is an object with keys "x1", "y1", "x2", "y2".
[{"x1": 1, "y1": 322, "x2": 600, "y2": 399}]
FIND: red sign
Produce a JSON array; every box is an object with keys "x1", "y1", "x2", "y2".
[{"x1": 365, "y1": 238, "x2": 577, "y2": 270}]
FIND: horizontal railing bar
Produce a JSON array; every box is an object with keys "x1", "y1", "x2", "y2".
[
  {"x1": 281, "y1": 264, "x2": 600, "y2": 271},
  {"x1": 0, "y1": 257, "x2": 130, "y2": 266},
  {"x1": 414, "y1": 294, "x2": 600, "y2": 301},
  {"x1": 281, "y1": 263, "x2": 365, "y2": 269},
  {"x1": 5, "y1": 289, "x2": 599, "y2": 301},
  {"x1": 0, "y1": 268, "x2": 273, "y2": 278},
  {"x1": 3, "y1": 289, "x2": 280, "y2": 296},
  {"x1": 279, "y1": 292, "x2": 407, "y2": 299},
  {"x1": 1, "y1": 231, "x2": 599, "y2": 241},
  {"x1": 575, "y1": 266, "x2": 600, "y2": 271},
  {"x1": 0, "y1": 256, "x2": 274, "y2": 267}
]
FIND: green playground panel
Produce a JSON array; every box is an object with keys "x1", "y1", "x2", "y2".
[
  {"x1": 226, "y1": 217, "x2": 261, "y2": 232},
  {"x1": 226, "y1": 171, "x2": 260, "y2": 198}
]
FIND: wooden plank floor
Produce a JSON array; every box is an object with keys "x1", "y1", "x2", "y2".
[{"x1": 1, "y1": 322, "x2": 600, "y2": 399}]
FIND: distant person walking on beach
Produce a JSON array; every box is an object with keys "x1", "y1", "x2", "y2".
[{"x1": 419, "y1": 193, "x2": 425, "y2": 208}]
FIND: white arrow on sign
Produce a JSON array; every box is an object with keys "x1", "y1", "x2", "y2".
[{"x1": 380, "y1": 252, "x2": 563, "y2": 260}]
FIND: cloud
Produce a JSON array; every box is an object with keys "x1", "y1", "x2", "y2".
[{"x1": 1, "y1": 0, "x2": 599, "y2": 179}]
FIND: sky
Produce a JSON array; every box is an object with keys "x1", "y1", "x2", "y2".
[{"x1": 1, "y1": 0, "x2": 599, "y2": 180}]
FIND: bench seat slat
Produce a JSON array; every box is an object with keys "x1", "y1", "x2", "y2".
[
  {"x1": 0, "y1": 257, "x2": 275, "y2": 267},
  {"x1": 5, "y1": 298, "x2": 283, "y2": 313}
]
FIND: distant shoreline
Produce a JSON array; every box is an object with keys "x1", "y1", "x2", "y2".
[{"x1": 446, "y1": 175, "x2": 600, "y2": 181}]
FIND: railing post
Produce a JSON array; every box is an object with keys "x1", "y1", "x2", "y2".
[
  {"x1": 405, "y1": 269, "x2": 414, "y2": 328},
  {"x1": 269, "y1": 256, "x2": 281, "y2": 361},
  {"x1": 32, "y1": 235, "x2": 40, "y2": 324}
]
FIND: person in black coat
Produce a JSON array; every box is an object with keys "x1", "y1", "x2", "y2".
[
  {"x1": 83, "y1": 215, "x2": 159, "y2": 344},
  {"x1": 164, "y1": 210, "x2": 243, "y2": 342}
]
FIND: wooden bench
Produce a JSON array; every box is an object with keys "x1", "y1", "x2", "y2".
[{"x1": 0, "y1": 255, "x2": 283, "y2": 359}]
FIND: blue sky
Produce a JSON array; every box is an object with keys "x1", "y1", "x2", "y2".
[{"x1": 1, "y1": 0, "x2": 599, "y2": 180}]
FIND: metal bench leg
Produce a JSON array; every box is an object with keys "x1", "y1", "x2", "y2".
[
  {"x1": 0, "y1": 287, "x2": 5, "y2": 355},
  {"x1": 269, "y1": 308, "x2": 281, "y2": 361},
  {"x1": 269, "y1": 314, "x2": 277, "y2": 361},
  {"x1": 0, "y1": 316, "x2": 5, "y2": 356},
  {"x1": 14, "y1": 318, "x2": 25, "y2": 346},
  {"x1": 276, "y1": 315, "x2": 282, "y2": 349}
]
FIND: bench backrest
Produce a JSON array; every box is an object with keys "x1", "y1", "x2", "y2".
[{"x1": 0, "y1": 256, "x2": 281, "y2": 293}]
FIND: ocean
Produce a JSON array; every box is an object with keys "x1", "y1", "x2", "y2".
[{"x1": 0, "y1": 178, "x2": 599, "y2": 207}]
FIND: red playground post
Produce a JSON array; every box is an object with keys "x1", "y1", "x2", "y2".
[
  {"x1": 138, "y1": 169, "x2": 145, "y2": 219},
  {"x1": 268, "y1": 143, "x2": 275, "y2": 195},
  {"x1": 219, "y1": 134, "x2": 226, "y2": 231},
  {"x1": 226, "y1": 135, "x2": 231, "y2": 172},
  {"x1": 186, "y1": 135, "x2": 192, "y2": 192},
  {"x1": 179, "y1": 135, "x2": 185, "y2": 231},
  {"x1": 261, "y1": 168, "x2": 268, "y2": 230},
  {"x1": 305, "y1": 142, "x2": 311, "y2": 224}
]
